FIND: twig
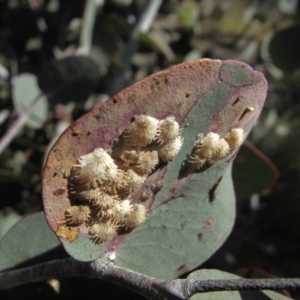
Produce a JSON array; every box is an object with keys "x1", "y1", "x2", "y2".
[
  {"x1": 107, "y1": 0, "x2": 163, "y2": 96},
  {"x1": 1, "y1": 257, "x2": 300, "y2": 299},
  {"x1": 0, "y1": 257, "x2": 164, "y2": 300},
  {"x1": 90, "y1": 258, "x2": 165, "y2": 300},
  {"x1": 0, "y1": 258, "x2": 86, "y2": 290},
  {"x1": 0, "y1": 94, "x2": 47, "y2": 156},
  {"x1": 78, "y1": 0, "x2": 104, "y2": 55},
  {"x1": 129, "y1": 0, "x2": 163, "y2": 41},
  {"x1": 188, "y1": 278, "x2": 300, "y2": 296}
]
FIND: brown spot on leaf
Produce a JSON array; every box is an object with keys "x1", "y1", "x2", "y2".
[
  {"x1": 151, "y1": 179, "x2": 164, "y2": 194},
  {"x1": 109, "y1": 138, "x2": 118, "y2": 146},
  {"x1": 236, "y1": 155, "x2": 245, "y2": 163},
  {"x1": 140, "y1": 189, "x2": 152, "y2": 202},
  {"x1": 170, "y1": 187, "x2": 176, "y2": 194},
  {"x1": 239, "y1": 106, "x2": 254, "y2": 120},
  {"x1": 203, "y1": 217, "x2": 214, "y2": 228},
  {"x1": 56, "y1": 225, "x2": 79, "y2": 243},
  {"x1": 127, "y1": 95, "x2": 135, "y2": 104},
  {"x1": 53, "y1": 188, "x2": 65, "y2": 196},
  {"x1": 169, "y1": 179, "x2": 179, "y2": 194},
  {"x1": 197, "y1": 233, "x2": 203, "y2": 241},
  {"x1": 208, "y1": 176, "x2": 222, "y2": 203},
  {"x1": 232, "y1": 96, "x2": 242, "y2": 106},
  {"x1": 174, "y1": 264, "x2": 189, "y2": 277},
  {"x1": 177, "y1": 264, "x2": 186, "y2": 271},
  {"x1": 72, "y1": 130, "x2": 80, "y2": 136}
]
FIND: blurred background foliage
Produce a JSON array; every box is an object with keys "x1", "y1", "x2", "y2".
[{"x1": 0, "y1": 0, "x2": 300, "y2": 299}]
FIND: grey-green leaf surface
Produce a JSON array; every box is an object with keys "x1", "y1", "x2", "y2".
[
  {"x1": 0, "y1": 212, "x2": 60, "y2": 272},
  {"x1": 116, "y1": 164, "x2": 235, "y2": 279},
  {"x1": 12, "y1": 73, "x2": 48, "y2": 129},
  {"x1": 0, "y1": 209, "x2": 21, "y2": 240},
  {"x1": 188, "y1": 269, "x2": 290, "y2": 300}
]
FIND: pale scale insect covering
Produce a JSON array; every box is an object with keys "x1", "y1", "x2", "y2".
[
  {"x1": 65, "y1": 205, "x2": 90, "y2": 226},
  {"x1": 120, "y1": 150, "x2": 139, "y2": 163},
  {"x1": 158, "y1": 135, "x2": 183, "y2": 162},
  {"x1": 133, "y1": 150, "x2": 159, "y2": 176},
  {"x1": 123, "y1": 203, "x2": 147, "y2": 229},
  {"x1": 209, "y1": 138, "x2": 230, "y2": 162},
  {"x1": 188, "y1": 155, "x2": 207, "y2": 169},
  {"x1": 156, "y1": 115, "x2": 180, "y2": 144},
  {"x1": 124, "y1": 115, "x2": 159, "y2": 147},
  {"x1": 100, "y1": 205, "x2": 123, "y2": 222},
  {"x1": 89, "y1": 222, "x2": 118, "y2": 243},
  {"x1": 125, "y1": 169, "x2": 146, "y2": 194},
  {"x1": 194, "y1": 132, "x2": 229, "y2": 161},
  {"x1": 73, "y1": 148, "x2": 119, "y2": 187},
  {"x1": 75, "y1": 187, "x2": 102, "y2": 203},
  {"x1": 115, "y1": 169, "x2": 146, "y2": 197},
  {"x1": 108, "y1": 200, "x2": 133, "y2": 224},
  {"x1": 116, "y1": 199, "x2": 133, "y2": 215},
  {"x1": 65, "y1": 115, "x2": 185, "y2": 243},
  {"x1": 92, "y1": 192, "x2": 120, "y2": 209},
  {"x1": 224, "y1": 128, "x2": 244, "y2": 150},
  {"x1": 120, "y1": 149, "x2": 159, "y2": 176}
]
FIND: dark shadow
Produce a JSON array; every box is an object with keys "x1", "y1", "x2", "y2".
[
  {"x1": 1, "y1": 275, "x2": 145, "y2": 300},
  {"x1": 1, "y1": 245, "x2": 67, "y2": 272},
  {"x1": 239, "y1": 290, "x2": 275, "y2": 300}
]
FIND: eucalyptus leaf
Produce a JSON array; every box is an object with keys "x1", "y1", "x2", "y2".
[
  {"x1": 12, "y1": 73, "x2": 48, "y2": 129},
  {"x1": 116, "y1": 164, "x2": 235, "y2": 279},
  {"x1": 0, "y1": 209, "x2": 21, "y2": 240},
  {"x1": 42, "y1": 59, "x2": 267, "y2": 279},
  {"x1": 0, "y1": 212, "x2": 60, "y2": 271}
]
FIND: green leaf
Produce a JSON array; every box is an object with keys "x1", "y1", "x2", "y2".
[
  {"x1": 0, "y1": 212, "x2": 60, "y2": 271},
  {"x1": 188, "y1": 269, "x2": 291, "y2": 300},
  {"x1": 38, "y1": 56, "x2": 101, "y2": 103},
  {"x1": 12, "y1": 73, "x2": 48, "y2": 129},
  {"x1": 177, "y1": 1, "x2": 199, "y2": 29},
  {"x1": 139, "y1": 32, "x2": 161, "y2": 53},
  {"x1": 42, "y1": 59, "x2": 267, "y2": 279},
  {"x1": 233, "y1": 142, "x2": 279, "y2": 199}
]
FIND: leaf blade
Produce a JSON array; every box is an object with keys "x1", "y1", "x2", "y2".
[
  {"x1": 42, "y1": 59, "x2": 267, "y2": 278},
  {"x1": 0, "y1": 212, "x2": 60, "y2": 271}
]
